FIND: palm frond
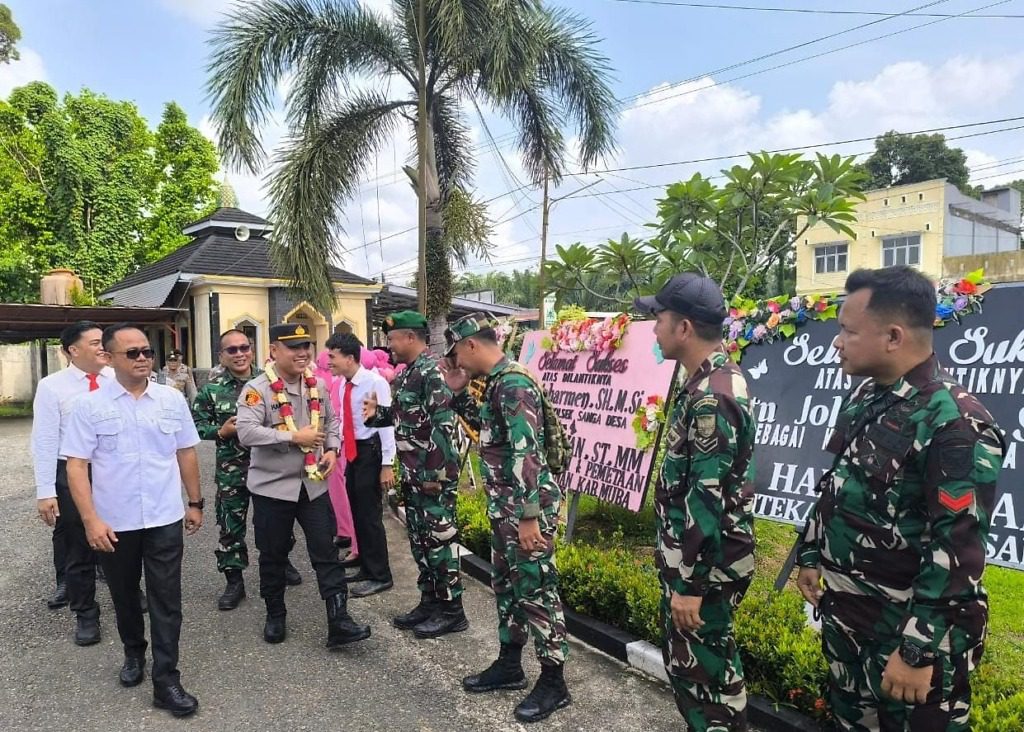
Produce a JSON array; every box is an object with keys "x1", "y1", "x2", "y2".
[
  {"x1": 266, "y1": 93, "x2": 410, "y2": 312},
  {"x1": 505, "y1": 87, "x2": 565, "y2": 185},
  {"x1": 430, "y1": 92, "x2": 473, "y2": 194}
]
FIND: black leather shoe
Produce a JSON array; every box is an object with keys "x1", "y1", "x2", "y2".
[
  {"x1": 284, "y1": 563, "x2": 303, "y2": 586},
  {"x1": 333, "y1": 536, "x2": 352, "y2": 549},
  {"x1": 341, "y1": 556, "x2": 361, "y2": 569},
  {"x1": 349, "y1": 579, "x2": 393, "y2": 598},
  {"x1": 153, "y1": 682, "x2": 199, "y2": 717},
  {"x1": 513, "y1": 664, "x2": 572, "y2": 723},
  {"x1": 413, "y1": 599, "x2": 469, "y2": 639},
  {"x1": 264, "y1": 597, "x2": 287, "y2": 643},
  {"x1": 74, "y1": 615, "x2": 101, "y2": 646},
  {"x1": 47, "y1": 583, "x2": 68, "y2": 609},
  {"x1": 325, "y1": 593, "x2": 371, "y2": 648},
  {"x1": 119, "y1": 656, "x2": 145, "y2": 687},
  {"x1": 218, "y1": 570, "x2": 245, "y2": 611}
]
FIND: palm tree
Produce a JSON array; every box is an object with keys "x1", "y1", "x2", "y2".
[{"x1": 206, "y1": 0, "x2": 617, "y2": 341}]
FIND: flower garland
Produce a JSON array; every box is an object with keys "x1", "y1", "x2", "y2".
[
  {"x1": 264, "y1": 362, "x2": 325, "y2": 481},
  {"x1": 722, "y1": 269, "x2": 990, "y2": 361},
  {"x1": 541, "y1": 307, "x2": 632, "y2": 353},
  {"x1": 632, "y1": 395, "x2": 666, "y2": 451}
]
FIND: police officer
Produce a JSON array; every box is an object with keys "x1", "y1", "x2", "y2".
[
  {"x1": 191, "y1": 328, "x2": 302, "y2": 611},
  {"x1": 362, "y1": 310, "x2": 468, "y2": 637},
  {"x1": 442, "y1": 313, "x2": 571, "y2": 724},
  {"x1": 796, "y1": 266, "x2": 1004, "y2": 731},
  {"x1": 235, "y1": 323, "x2": 370, "y2": 648},
  {"x1": 634, "y1": 274, "x2": 756, "y2": 732}
]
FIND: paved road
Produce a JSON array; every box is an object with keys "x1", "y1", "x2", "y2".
[{"x1": 0, "y1": 416, "x2": 691, "y2": 731}]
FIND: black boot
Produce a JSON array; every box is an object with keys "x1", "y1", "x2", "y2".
[
  {"x1": 462, "y1": 642, "x2": 528, "y2": 693},
  {"x1": 73, "y1": 614, "x2": 101, "y2": 646},
  {"x1": 392, "y1": 593, "x2": 439, "y2": 630},
  {"x1": 326, "y1": 593, "x2": 371, "y2": 649},
  {"x1": 218, "y1": 569, "x2": 246, "y2": 611},
  {"x1": 47, "y1": 582, "x2": 68, "y2": 609},
  {"x1": 263, "y1": 597, "x2": 287, "y2": 644},
  {"x1": 513, "y1": 663, "x2": 572, "y2": 723},
  {"x1": 153, "y1": 682, "x2": 199, "y2": 717},
  {"x1": 413, "y1": 597, "x2": 470, "y2": 639},
  {"x1": 284, "y1": 562, "x2": 303, "y2": 586}
]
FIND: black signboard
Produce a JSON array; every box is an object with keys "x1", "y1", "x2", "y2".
[{"x1": 748, "y1": 284, "x2": 1023, "y2": 571}]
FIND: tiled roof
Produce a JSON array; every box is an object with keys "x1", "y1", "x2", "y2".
[
  {"x1": 183, "y1": 206, "x2": 270, "y2": 229},
  {"x1": 104, "y1": 234, "x2": 375, "y2": 297}
]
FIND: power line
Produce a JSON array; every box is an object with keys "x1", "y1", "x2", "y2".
[{"x1": 604, "y1": 0, "x2": 1024, "y2": 19}]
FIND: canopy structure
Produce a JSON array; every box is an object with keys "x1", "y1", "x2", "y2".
[{"x1": 0, "y1": 303, "x2": 182, "y2": 343}]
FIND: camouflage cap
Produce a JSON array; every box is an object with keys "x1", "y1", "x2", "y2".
[
  {"x1": 444, "y1": 312, "x2": 496, "y2": 355},
  {"x1": 382, "y1": 310, "x2": 429, "y2": 333}
]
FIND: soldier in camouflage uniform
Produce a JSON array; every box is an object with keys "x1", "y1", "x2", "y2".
[
  {"x1": 797, "y1": 266, "x2": 1004, "y2": 732},
  {"x1": 361, "y1": 310, "x2": 467, "y2": 638},
  {"x1": 635, "y1": 273, "x2": 756, "y2": 732},
  {"x1": 441, "y1": 312, "x2": 571, "y2": 724},
  {"x1": 191, "y1": 329, "x2": 302, "y2": 610}
]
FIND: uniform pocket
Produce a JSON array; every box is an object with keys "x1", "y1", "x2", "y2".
[{"x1": 95, "y1": 417, "x2": 121, "y2": 453}]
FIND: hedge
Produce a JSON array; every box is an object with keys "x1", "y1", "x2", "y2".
[{"x1": 454, "y1": 490, "x2": 1024, "y2": 728}]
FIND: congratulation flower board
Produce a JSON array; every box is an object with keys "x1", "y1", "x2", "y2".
[
  {"x1": 518, "y1": 315, "x2": 679, "y2": 512},
  {"x1": 747, "y1": 282, "x2": 1022, "y2": 572}
]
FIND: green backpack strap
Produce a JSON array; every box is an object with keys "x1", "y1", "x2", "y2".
[{"x1": 495, "y1": 361, "x2": 572, "y2": 475}]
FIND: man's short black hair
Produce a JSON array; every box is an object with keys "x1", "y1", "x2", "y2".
[
  {"x1": 667, "y1": 311, "x2": 723, "y2": 342},
  {"x1": 102, "y1": 323, "x2": 143, "y2": 353},
  {"x1": 468, "y1": 327, "x2": 499, "y2": 345},
  {"x1": 59, "y1": 320, "x2": 101, "y2": 353},
  {"x1": 325, "y1": 332, "x2": 363, "y2": 359},
  {"x1": 219, "y1": 328, "x2": 248, "y2": 347},
  {"x1": 845, "y1": 266, "x2": 936, "y2": 330}
]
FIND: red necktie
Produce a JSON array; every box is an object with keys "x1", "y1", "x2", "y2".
[
  {"x1": 86, "y1": 373, "x2": 100, "y2": 392},
  {"x1": 343, "y1": 381, "x2": 357, "y2": 462}
]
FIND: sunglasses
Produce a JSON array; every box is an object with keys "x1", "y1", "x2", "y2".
[
  {"x1": 113, "y1": 348, "x2": 155, "y2": 361},
  {"x1": 222, "y1": 344, "x2": 252, "y2": 355}
]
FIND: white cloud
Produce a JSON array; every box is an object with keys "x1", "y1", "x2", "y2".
[
  {"x1": 0, "y1": 47, "x2": 47, "y2": 98},
  {"x1": 159, "y1": 0, "x2": 235, "y2": 27}
]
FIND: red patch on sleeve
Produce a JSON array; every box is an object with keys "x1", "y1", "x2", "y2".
[{"x1": 938, "y1": 488, "x2": 973, "y2": 513}]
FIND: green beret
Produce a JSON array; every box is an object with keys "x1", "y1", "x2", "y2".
[{"x1": 383, "y1": 310, "x2": 429, "y2": 333}]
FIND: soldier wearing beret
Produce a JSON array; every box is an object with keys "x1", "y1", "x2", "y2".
[
  {"x1": 235, "y1": 323, "x2": 371, "y2": 649},
  {"x1": 441, "y1": 313, "x2": 571, "y2": 724},
  {"x1": 636, "y1": 273, "x2": 756, "y2": 732},
  {"x1": 797, "y1": 267, "x2": 1004, "y2": 731},
  {"x1": 362, "y1": 310, "x2": 468, "y2": 638}
]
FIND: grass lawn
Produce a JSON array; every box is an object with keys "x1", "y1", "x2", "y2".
[{"x1": 0, "y1": 402, "x2": 32, "y2": 418}]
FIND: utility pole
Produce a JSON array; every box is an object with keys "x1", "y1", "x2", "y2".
[
  {"x1": 415, "y1": 0, "x2": 428, "y2": 316},
  {"x1": 537, "y1": 174, "x2": 551, "y2": 327}
]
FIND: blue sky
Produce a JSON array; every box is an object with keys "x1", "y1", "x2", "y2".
[{"x1": 3, "y1": 0, "x2": 1023, "y2": 282}]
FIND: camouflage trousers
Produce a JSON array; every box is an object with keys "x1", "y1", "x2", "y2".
[
  {"x1": 490, "y1": 515, "x2": 568, "y2": 666},
  {"x1": 660, "y1": 579, "x2": 751, "y2": 732},
  {"x1": 215, "y1": 481, "x2": 296, "y2": 573},
  {"x1": 820, "y1": 592, "x2": 981, "y2": 731},
  {"x1": 403, "y1": 483, "x2": 463, "y2": 601}
]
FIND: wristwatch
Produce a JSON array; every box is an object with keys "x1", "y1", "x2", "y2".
[
  {"x1": 899, "y1": 640, "x2": 934, "y2": 668},
  {"x1": 188, "y1": 498, "x2": 205, "y2": 510}
]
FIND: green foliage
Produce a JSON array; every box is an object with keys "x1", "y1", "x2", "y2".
[
  {"x1": 207, "y1": 0, "x2": 617, "y2": 315},
  {"x1": 862, "y1": 130, "x2": 970, "y2": 193},
  {"x1": 0, "y1": 3, "x2": 20, "y2": 64},
  {"x1": 454, "y1": 491, "x2": 1024, "y2": 725},
  {"x1": 0, "y1": 84, "x2": 219, "y2": 302},
  {"x1": 544, "y1": 152, "x2": 866, "y2": 307},
  {"x1": 454, "y1": 268, "x2": 540, "y2": 309}
]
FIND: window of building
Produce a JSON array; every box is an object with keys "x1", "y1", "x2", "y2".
[
  {"x1": 882, "y1": 235, "x2": 921, "y2": 267},
  {"x1": 815, "y1": 242, "x2": 849, "y2": 274}
]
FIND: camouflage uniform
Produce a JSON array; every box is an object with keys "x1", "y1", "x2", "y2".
[
  {"x1": 452, "y1": 355, "x2": 568, "y2": 666},
  {"x1": 656, "y1": 348, "x2": 756, "y2": 732},
  {"x1": 798, "y1": 354, "x2": 1004, "y2": 731},
  {"x1": 191, "y1": 367, "x2": 260, "y2": 572},
  {"x1": 368, "y1": 350, "x2": 464, "y2": 601}
]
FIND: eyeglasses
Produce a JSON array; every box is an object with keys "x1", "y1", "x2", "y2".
[
  {"x1": 113, "y1": 348, "x2": 155, "y2": 360},
  {"x1": 222, "y1": 344, "x2": 252, "y2": 355}
]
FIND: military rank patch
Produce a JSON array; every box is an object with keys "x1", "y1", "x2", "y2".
[
  {"x1": 244, "y1": 389, "x2": 262, "y2": 406},
  {"x1": 936, "y1": 438, "x2": 974, "y2": 481},
  {"x1": 938, "y1": 488, "x2": 974, "y2": 513},
  {"x1": 692, "y1": 396, "x2": 719, "y2": 453}
]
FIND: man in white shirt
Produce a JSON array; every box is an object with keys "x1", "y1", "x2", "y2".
[
  {"x1": 30, "y1": 320, "x2": 112, "y2": 644},
  {"x1": 63, "y1": 324, "x2": 204, "y2": 718},
  {"x1": 326, "y1": 332, "x2": 397, "y2": 598}
]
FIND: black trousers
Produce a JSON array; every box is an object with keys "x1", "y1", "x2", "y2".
[
  {"x1": 345, "y1": 437, "x2": 392, "y2": 583},
  {"x1": 98, "y1": 520, "x2": 183, "y2": 687},
  {"x1": 252, "y1": 488, "x2": 348, "y2": 601},
  {"x1": 54, "y1": 460, "x2": 99, "y2": 619}
]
